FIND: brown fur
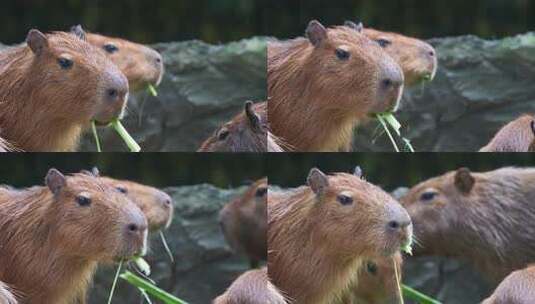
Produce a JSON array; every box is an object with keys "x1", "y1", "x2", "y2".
[
  {"x1": 483, "y1": 265, "x2": 535, "y2": 304},
  {"x1": 0, "y1": 281, "x2": 17, "y2": 304},
  {"x1": 0, "y1": 30, "x2": 129, "y2": 152},
  {"x1": 0, "y1": 169, "x2": 148, "y2": 304},
  {"x1": 401, "y1": 167, "x2": 535, "y2": 284},
  {"x1": 268, "y1": 169, "x2": 412, "y2": 304},
  {"x1": 85, "y1": 32, "x2": 163, "y2": 92},
  {"x1": 213, "y1": 268, "x2": 287, "y2": 304},
  {"x1": 480, "y1": 115, "x2": 535, "y2": 152},
  {"x1": 220, "y1": 178, "x2": 267, "y2": 268},
  {"x1": 268, "y1": 21, "x2": 404, "y2": 152}
]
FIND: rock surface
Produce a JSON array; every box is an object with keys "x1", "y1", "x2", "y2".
[{"x1": 354, "y1": 32, "x2": 535, "y2": 152}]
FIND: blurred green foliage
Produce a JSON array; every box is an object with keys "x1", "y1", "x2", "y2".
[{"x1": 1, "y1": 0, "x2": 533, "y2": 44}]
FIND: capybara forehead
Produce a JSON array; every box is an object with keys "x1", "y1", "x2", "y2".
[
  {"x1": 87, "y1": 33, "x2": 138, "y2": 49},
  {"x1": 326, "y1": 173, "x2": 389, "y2": 199},
  {"x1": 47, "y1": 32, "x2": 102, "y2": 59},
  {"x1": 328, "y1": 26, "x2": 380, "y2": 50},
  {"x1": 65, "y1": 173, "x2": 122, "y2": 197}
]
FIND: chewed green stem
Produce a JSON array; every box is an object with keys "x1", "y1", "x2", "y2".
[
  {"x1": 91, "y1": 121, "x2": 102, "y2": 152},
  {"x1": 121, "y1": 271, "x2": 189, "y2": 304},
  {"x1": 147, "y1": 84, "x2": 158, "y2": 97},
  {"x1": 134, "y1": 257, "x2": 151, "y2": 276},
  {"x1": 160, "y1": 231, "x2": 175, "y2": 263},
  {"x1": 393, "y1": 258, "x2": 404, "y2": 304},
  {"x1": 402, "y1": 285, "x2": 443, "y2": 304},
  {"x1": 111, "y1": 119, "x2": 141, "y2": 152},
  {"x1": 107, "y1": 260, "x2": 123, "y2": 304},
  {"x1": 377, "y1": 115, "x2": 400, "y2": 152}
]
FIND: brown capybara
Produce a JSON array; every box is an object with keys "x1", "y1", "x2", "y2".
[
  {"x1": 0, "y1": 168, "x2": 148, "y2": 304},
  {"x1": 482, "y1": 265, "x2": 535, "y2": 304},
  {"x1": 213, "y1": 268, "x2": 287, "y2": 304},
  {"x1": 268, "y1": 167, "x2": 412, "y2": 304},
  {"x1": 0, "y1": 29, "x2": 129, "y2": 152},
  {"x1": 219, "y1": 178, "x2": 267, "y2": 268},
  {"x1": 344, "y1": 21, "x2": 437, "y2": 86},
  {"x1": 480, "y1": 115, "x2": 535, "y2": 152},
  {"x1": 70, "y1": 25, "x2": 164, "y2": 92},
  {"x1": 199, "y1": 101, "x2": 285, "y2": 152},
  {"x1": 0, "y1": 281, "x2": 17, "y2": 304},
  {"x1": 401, "y1": 167, "x2": 535, "y2": 284},
  {"x1": 268, "y1": 20, "x2": 404, "y2": 152}
]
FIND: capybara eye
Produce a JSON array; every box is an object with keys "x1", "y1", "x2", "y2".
[
  {"x1": 116, "y1": 187, "x2": 128, "y2": 194},
  {"x1": 337, "y1": 194, "x2": 353, "y2": 205},
  {"x1": 218, "y1": 129, "x2": 230, "y2": 141},
  {"x1": 103, "y1": 44, "x2": 119, "y2": 54},
  {"x1": 420, "y1": 191, "x2": 437, "y2": 202},
  {"x1": 57, "y1": 57, "x2": 73, "y2": 69},
  {"x1": 376, "y1": 39, "x2": 392, "y2": 48},
  {"x1": 76, "y1": 195, "x2": 92, "y2": 207},
  {"x1": 255, "y1": 187, "x2": 267, "y2": 198},
  {"x1": 366, "y1": 262, "x2": 378, "y2": 275},
  {"x1": 335, "y1": 48, "x2": 351, "y2": 61}
]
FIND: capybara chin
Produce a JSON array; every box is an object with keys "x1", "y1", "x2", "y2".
[
  {"x1": 219, "y1": 178, "x2": 267, "y2": 268},
  {"x1": 268, "y1": 20, "x2": 404, "y2": 152},
  {"x1": 401, "y1": 167, "x2": 535, "y2": 283},
  {"x1": 213, "y1": 268, "x2": 286, "y2": 304},
  {"x1": 0, "y1": 28, "x2": 129, "y2": 152},
  {"x1": 73, "y1": 26, "x2": 164, "y2": 92},
  {"x1": 268, "y1": 168, "x2": 412, "y2": 304},
  {"x1": 0, "y1": 168, "x2": 148, "y2": 304},
  {"x1": 480, "y1": 115, "x2": 535, "y2": 152},
  {"x1": 344, "y1": 21, "x2": 437, "y2": 86},
  {"x1": 483, "y1": 265, "x2": 535, "y2": 304},
  {"x1": 0, "y1": 281, "x2": 17, "y2": 304}
]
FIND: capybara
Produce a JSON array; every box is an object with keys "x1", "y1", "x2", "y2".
[
  {"x1": 268, "y1": 20, "x2": 404, "y2": 152},
  {"x1": 268, "y1": 167, "x2": 412, "y2": 304},
  {"x1": 213, "y1": 268, "x2": 287, "y2": 304},
  {"x1": 401, "y1": 167, "x2": 535, "y2": 283},
  {"x1": 0, "y1": 168, "x2": 148, "y2": 304},
  {"x1": 0, "y1": 29, "x2": 129, "y2": 152},
  {"x1": 344, "y1": 21, "x2": 437, "y2": 86},
  {"x1": 71, "y1": 26, "x2": 164, "y2": 92},
  {"x1": 482, "y1": 265, "x2": 535, "y2": 304},
  {"x1": 219, "y1": 178, "x2": 267, "y2": 268},
  {"x1": 480, "y1": 115, "x2": 535, "y2": 152},
  {"x1": 199, "y1": 101, "x2": 284, "y2": 152},
  {"x1": 0, "y1": 281, "x2": 17, "y2": 304}
]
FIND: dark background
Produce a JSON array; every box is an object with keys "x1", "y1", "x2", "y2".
[
  {"x1": 0, "y1": 0, "x2": 534, "y2": 44},
  {"x1": 268, "y1": 153, "x2": 535, "y2": 190},
  {"x1": 0, "y1": 154, "x2": 266, "y2": 188}
]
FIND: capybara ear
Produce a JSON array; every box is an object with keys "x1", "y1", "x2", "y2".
[
  {"x1": 307, "y1": 168, "x2": 329, "y2": 196},
  {"x1": 26, "y1": 29, "x2": 49, "y2": 56},
  {"x1": 70, "y1": 24, "x2": 87, "y2": 41},
  {"x1": 244, "y1": 101, "x2": 261, "y2": 131},
  {"x1": 530, "y1": 120, "x2": 535, "y2": 136},
  {"x1": 46, "y1": 168, "x2": 67, "y2": 196},
  {"x1": 306, "y1": 20, "x2": 328, "y2": 47},
  {"x1": 454, "y1": 168, "x2": 475, "y2": 194},
  {"x1": 354, "y1": 166, "x2": 363, "y2": 178},
  {"x1": 344, "y1": 21, "x2": 364, "y2": 33},
  {"x1": 91, "y1": 167, "x2": 100, "y2": 177}
]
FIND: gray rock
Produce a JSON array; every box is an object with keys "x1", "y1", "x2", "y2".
[
  {"x1": 354, "y1": 32, "x2": 535, "y2": 152},
  {"x1": 88, "y1": 184, "x2": 254, "y2": 304}
]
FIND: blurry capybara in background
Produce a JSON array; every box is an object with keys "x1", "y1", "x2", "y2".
[
  {"x1": 0, "y1": 169, "x2": 148, "y2": 303},
  {"x1": 480, "y1": 115, "x2": 535, "y2": 152},
  {"x1": 71, "y1": 25, "x2": 164, "y2": 92},
  {"x1": 0, "y1": 29, "x2": 129, "y2": 152},
  {"x1": 0, "y1": 281, "x2": 17, "y2": 304},
  {"x1": 268, "y1": 168, "x2": 412, "y2": 304},
  {"x1": 219, "y1": 178, "x2": 267, "y2": 268},
  {"x1": 268, "y1": 20, "x2": 404, "y2": 152},
  {"x1": 401, "y1": 167, "x2": 535, "y2": 284},
  {"x1": 213, "y1": 268, "x2": 287, "y2": 304},
  {"x1": 344, "y1": 21, "x2": 437, "y2": 86},
  {"x1": 482, "y1": 265, "x2": 535, "y2": 304}
]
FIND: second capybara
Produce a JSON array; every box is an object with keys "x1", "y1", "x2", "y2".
[
  {"x1": 344, "y1": 21, "x2": 437, "y2": 86},
  {"x1": 0, "y1": 168, "x2": 148, "y2": 304},
  {"x1": 480, "y1": 115, "x2": 535, "y2": 152},
  {"x1": 71, "y1": 26, "x2": 164, "y2": 92},
  {"x1": 0, "y1": 282, "x2": 17, "y2": 304},
  {"x1": 219, "y1": 178, "x2": 267, "y2": 268},
  {"x1": 482, "y1": 265, "x2": 535, "y2": 304},
  {"x1": 0, "y1": 29, "x2": 129, "y2": 152},
  {"x1": 268, "y1": 167, "x2": 412, "y2": 304},
  {"x1": 268, "y1": 20, "x2": 404, "y2": 152},
  {"x1": 401, "y1": 167, "x2": 535, "y2": 283},
  {"x1": 213, "y1": 268, "x2": 287, "y2": 304}
]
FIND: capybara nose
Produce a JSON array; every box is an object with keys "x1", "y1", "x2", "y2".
[
  {"x1": 381, "y1": 78, "x2": 403, "y2": 91},
  {"x1": 160, "y1": 193, "x2": 173, "y2": 208},
  {"x1": 387, "y1": 218, "x2": 411, "y2": 231},
  {"x1": 386, "y1": 203, "x2": 412, "y2": 231},
  {"x1": 104, "y1": 76, "x2": 128, "y2": 103}
]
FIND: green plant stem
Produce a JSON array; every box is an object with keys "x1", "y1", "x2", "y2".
[
  {"x1": 121, "y1": 271, "x2": 189, "y2": 304},
  {"x1": 91, "y1": 121, "x2": 102, "y2": 152},
  {"x1": 402, "y1": 285, "x2": 443, "y2": 304},
  {"x1": 160, "y1": 231, "x2": 175, "y2": 263},
  {"x1": 377, "y1": 115, "x2": 400, "y2": 152},
  {"x1": 147, "y1": 84, "x2": 158, "y2": 97},
  {"x1": 107, "y1": 260, "x2": 123, "y2": 304},
  {"x1": 111, "y1": 120, "x2": 141, "y2": 152}
]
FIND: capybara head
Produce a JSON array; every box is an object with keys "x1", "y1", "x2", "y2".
[
  {"x1": 199, "y1": 101, "x2": 269, "y2": 152},
  {"x1": 306, "y1": 167, "x2": 412, "y2": 257},
  {"x1": 352, "y1": 254, "x2": 403, "y2": 304},
  {"x1": 73, "y1": 26, "x2": 164, "y2": 92},
  {"x1": 43, "y1": 168, "x2": 148, "y2": 262},
  {"x1": 345, "y1": 21, "x2": 437, "y2": 86},
  {"x1": 481, "y1": 115, "x2": 535, "y2": 152}
]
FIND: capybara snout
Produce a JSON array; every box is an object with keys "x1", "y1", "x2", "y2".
[
  {"x1": 375, "y1": 58, "x2": 404, "y2": 113},
  {"x1": 122, "y1": 206, "x2": 149, "y2": 258},
  {"x1": 94, "y1": 65, "x2": 129, "y2": 124}
]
